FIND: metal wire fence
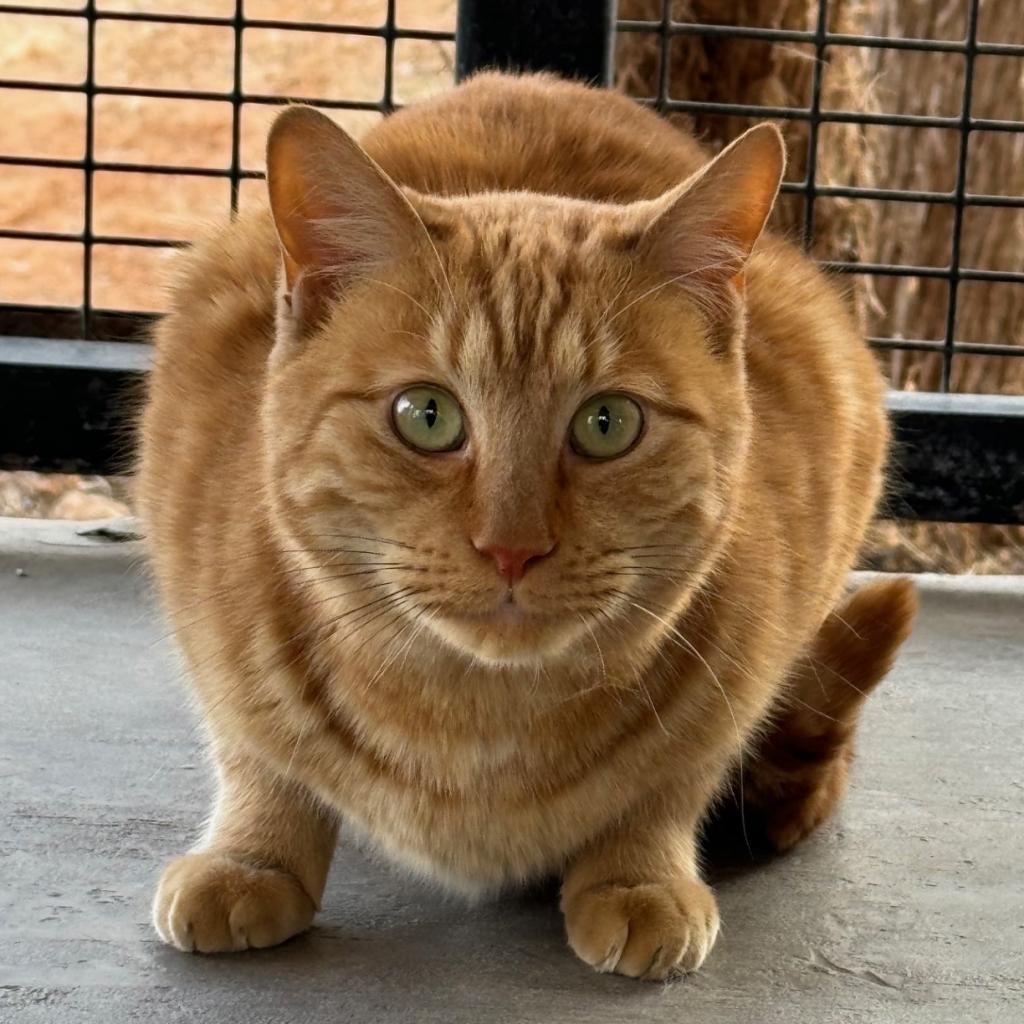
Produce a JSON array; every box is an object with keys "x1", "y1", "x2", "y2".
[
  {"x1": 0, "y1": 0, "x2": 454, "y2": 341},
  {"x1": 0, "y1": 0, "x2": 1021, "y2": 521},
  {"x1": 2, "y1": 2, "x2": 1022, "y2": 386},
  {"x1": 618, "y1": 0, "x2": 1024, "y2": 394}
]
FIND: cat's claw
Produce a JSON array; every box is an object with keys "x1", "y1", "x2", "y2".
[
  {"x1": 562, "y1": 878, "x2": 719, "y2": 981},
  {"x1": 153, "y1": 852, "x2": 316, "y2": 953}
]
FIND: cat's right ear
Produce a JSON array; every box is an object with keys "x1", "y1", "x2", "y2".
[
  {"x1": 266, "y1": 106, "x2": 430, "y2": 336},
  {"x1": 630, "y1": 124, "x2": 785, "y2": 310}
]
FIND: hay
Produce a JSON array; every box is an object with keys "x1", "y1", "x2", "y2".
[{"x1": 859, "y1": 0, "x2": 1024, "y2": 394}]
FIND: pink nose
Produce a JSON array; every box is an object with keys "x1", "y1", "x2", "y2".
[{"x1": 475, "y1": 542, "x2": 554, "y2": 584}]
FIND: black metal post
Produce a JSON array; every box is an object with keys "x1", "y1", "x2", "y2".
[{"x1": 456, "y1": 0, "x2": 616, "y2": 84}]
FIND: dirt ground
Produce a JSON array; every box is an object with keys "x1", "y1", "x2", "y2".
[{"x1": 0, "y1": 1, "x2": 1021, "y2": 570}]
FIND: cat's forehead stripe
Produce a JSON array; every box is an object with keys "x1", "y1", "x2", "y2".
[{"x1": 434, "y1": 214, "x2": 608, "y2": 381}]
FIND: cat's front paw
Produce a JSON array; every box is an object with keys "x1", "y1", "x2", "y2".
[
  {"x1": 152, "y1": 852, "x2": 316, "y2": 953},
  {"x1": 562, "y1": 877, "x2": 719, "y2": 981}
]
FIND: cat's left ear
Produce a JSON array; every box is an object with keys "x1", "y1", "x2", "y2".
[
  {"x1": 636, "y1": 123, "x2": 785, "y2": 299},
  {"x1": 266, "y1": 105, "x2": 431, "y2": 333}
]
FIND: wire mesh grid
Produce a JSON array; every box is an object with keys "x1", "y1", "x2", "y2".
[
  {"x1": 0, "y1": 0, "x2": 454, "y2": 340},
  {"x1": 0, "y1": 0, "x2": 1022, "y2": 396},
  {"x1": 618, "y1": 0, "x2": 1024, "y2": 392}
]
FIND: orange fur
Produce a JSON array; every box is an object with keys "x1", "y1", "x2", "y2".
[
  {"x1": 712, "y1": 577, "x2": 919, "y2": 854},
  {"x1": 137, "y1": 73, "x2": 914, "y2": 979}
]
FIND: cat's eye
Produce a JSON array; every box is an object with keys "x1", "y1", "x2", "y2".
[
  {"x1": 570, "y1": 393, "x2": 644, "y2": 460},
  {"x1": 392, "y1": 385, "x2": 465, "y2": 453}
]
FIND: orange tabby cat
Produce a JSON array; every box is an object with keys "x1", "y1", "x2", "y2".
[{"x1": 138, "y1": 72, "x2": 916, "y2": 980}]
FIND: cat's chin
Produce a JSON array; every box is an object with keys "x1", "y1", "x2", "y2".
[{"x1": 430, "y1": 603, "x2": 580, "y2": 667}]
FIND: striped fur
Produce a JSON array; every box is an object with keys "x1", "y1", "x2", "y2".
[{"x1": 137, "y1": 73, "x2": 914, "y2": 979}]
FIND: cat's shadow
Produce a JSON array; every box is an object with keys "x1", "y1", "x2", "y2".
[
  {"x1": 699, "y1": 810, "x2": 788, "y2": 884},
  {"x1": 148, "y1": 822, "x2": 792, "y2": 997}
]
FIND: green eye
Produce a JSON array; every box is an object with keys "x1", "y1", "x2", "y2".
[
  {"x1": 392, "y1": 385, "x2": 465, "y2": 453},
  {"x1": 570, "y1": 393, "x2": 644, "y2": 459}
]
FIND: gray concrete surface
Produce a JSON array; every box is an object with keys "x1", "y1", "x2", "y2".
[{"x1": 1, "y1": 516, "x2": 1022, "y2": 1023}]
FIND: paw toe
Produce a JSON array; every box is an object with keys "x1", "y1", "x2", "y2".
[
  {"x1": 563, "y1": 878, "x2": 719, "y2": 981},
  {"x1": 153, "y1": 852, "x2": 315, "y2": 954}
]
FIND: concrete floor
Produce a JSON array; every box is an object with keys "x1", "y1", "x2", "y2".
[{"x1": 1, "y1": 516, "x2": 1022, "y2": 1024}]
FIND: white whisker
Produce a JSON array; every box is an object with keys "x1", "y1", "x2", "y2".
[
  {"x1": 604, "y1": 256, "x2": 743, "y2": 328},
  {"x1": 622, "y1": 594, "x2": 750, "y2": 852}
]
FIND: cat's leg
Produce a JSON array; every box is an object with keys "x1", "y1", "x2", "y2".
[
  {"x1": 561, "y1": 799, "x2": 718, "y2": 982},
  {"x1": 153, "y1": 748, "x2": 338, "y2": 953}
]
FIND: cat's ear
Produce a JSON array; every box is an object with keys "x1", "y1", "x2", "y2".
[
  {"x1": 266, "y1": 105, "x2": 429, "y2": 331},
  {"x1": 636, "y1": 124, "x2": 785, "y2": 301}
]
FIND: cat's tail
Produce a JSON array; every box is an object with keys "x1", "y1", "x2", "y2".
[{"x1": 721, "y1": 576, "x2": 918, "y2": 854}]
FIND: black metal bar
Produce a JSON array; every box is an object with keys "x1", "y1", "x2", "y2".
[
  {"x1": 885, "y1": 392, "x2": 1024, "y2": 523},
  {"x1": 228, "y1": 0, "x2": 244, "y2": 213},
  {"x1": 615, "y1": 19, "x2": 1024, "y2": 58},
  {"x1": 455, "y1": 0, "x2": 615, "y2": 84},
  {"x1": 869, "y1": 338, "x2": 1024, "y2": 358},
  {"x1": 0, "y1": 78, "x2": 393, "y2": 107},
  {"x1": 0, "y1": 308, "x2": 156, "y2": 342},
  {"x1": 82, "y1": 0, "x2": 96, "y2": 339},
  {"x1": 823, "y1": 261, "x2": 1024, "y2": 285},
  {"x1": 647, "y1": 97, "x2": 1024, "y2": 133},
  {"x1": 0, "y1": 229, "x2": 187, "y2": 247},
  {"x1": 801, "y1": 0, "x2": 828, "y2": 250},
  {"x1": 942, "y1": 0, "x2": 979, "y2": 393},
  {"x1": 383, "y1": 0, "x2": 396, "y2": 113},
  {"x1": 0, "y1": 5, "x2": 453, "y2": 41},
  {"x1": 656, "y1": 0, "x2": 671, "y2": 106},
  {"x1": 0, "y1": 341, "x2": 147, "y2": 476},
  {"x1": 781, "y1": 182, "x2": 1024, "y2": 209}
]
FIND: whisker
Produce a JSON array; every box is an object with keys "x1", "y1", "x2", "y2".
[
  {"x1": 312, "y1": 531, "x2": 415, "y2": 551},
  {"x1": 162, "y1": 572, "x2": 403, "y2": 642},
  {"x1": 318, "y1": 586, "x2": 423, "y2": 635},
  {"x1": 362, "y1": 276, "x2": 435, "y2": 320},
  {"x1": 296, "y1": 589, "x2": 425, "y2": 672},
  {"x1": 577, "y1": 612, "x2": 610, "y2": 692},
  {"x1": 274, "y1": 561, "x2": 408, "y2": 581},
  {"x1": 297, "y1": 577, "x2": 396, "y2": 613},
  {"x1": 612, "y1": 588, "x2": 751, "y2": 854},
  {"x1": 604, "y1": 256, "x2": 743, "y2": 328},
  {"x1": 364, "y1": 607, "x2": 432, "y2": 690},
  {"x1": 599, "y1": 568, "x2": 688, "y2": 585},
  {"x1": 602, "y1": 544, "x2": 694, "y2": 555},
  {"x1": 340, "y1": 594, "x2": 425, "y2": 658},
  {"x1": 212, "y1": 546, "x2": 394, "y2": 562}
]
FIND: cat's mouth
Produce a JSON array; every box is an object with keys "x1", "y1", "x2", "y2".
[
  {"x1": 429, "y1": 595, "x2": 577, "y2": 665},
  {"x1": 445, "y1": 594, "x2": 536, "y2": 626}
]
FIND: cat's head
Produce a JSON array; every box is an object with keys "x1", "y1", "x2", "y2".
[{"x1": 261, "y1": 105, "x2": 783, "y2": 667}]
